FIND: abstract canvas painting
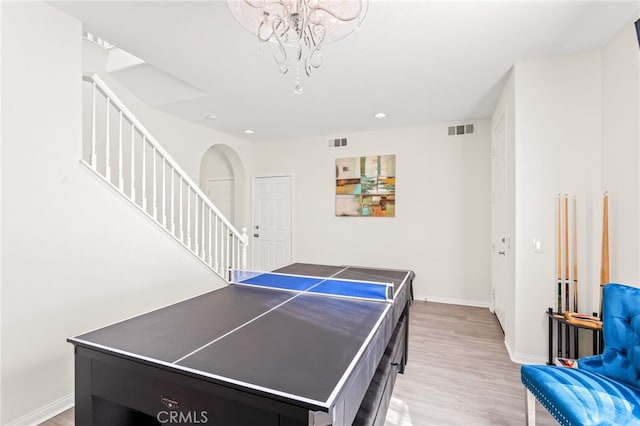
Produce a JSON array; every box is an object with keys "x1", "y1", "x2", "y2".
[{"x1": 335, "y1": 155, "x2": 396, "y2": 217}]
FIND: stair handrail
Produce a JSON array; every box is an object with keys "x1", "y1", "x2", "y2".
[{"x1": 82, "y1": 73, "x2": 248, "y2": 273}]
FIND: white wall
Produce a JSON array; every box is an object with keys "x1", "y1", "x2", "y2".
[
  {"x1": 493, "y1": 11, "x2": 640, "y2": 363},
  {"x1": 601, "y1": 11, "x2": 640, "y2": 290},
  {"x1": 511, "y1": 49, "x2": 603, "y2": 362},
  {"x1": 0, "y1": 2, "x2": 234, "y2": 423},
  {"x1": 252, "y1": 122, "x2": 492, "y2": 306}
]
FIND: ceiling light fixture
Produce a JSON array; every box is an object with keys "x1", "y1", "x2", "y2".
[
  {"x1": 373, "y1": 112, "x2": 387, "y2": 118},
  {"x1": 228, "y1": 0, "x2": 368, "y2": 94},
  {"x1": 244, "y1": 129, "x2": 255, "y2": 134}
]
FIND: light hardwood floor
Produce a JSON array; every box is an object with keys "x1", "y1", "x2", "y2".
[
  {"x1": 40, "y1": 301, "x2": 556, "y2": 425},
  {"x1": 386, "y1": 301, "x2": 556, "y2": 425}
]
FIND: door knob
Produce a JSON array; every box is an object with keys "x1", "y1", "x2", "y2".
[
  {"x1": 253, "y1": 233, "x2": 259, "y2": 238},
  {"x1": 498, "y1": 251, "x2": 506, "y2": 255}
]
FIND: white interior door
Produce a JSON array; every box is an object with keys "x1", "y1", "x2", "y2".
[
  {"x1": 252, "y1": 176, "x2": 292, "y2": 271},
  {"x1": 492, "y1": 116, "x2": 508, "y2": 329},
  {"x1": 206, "y1": 178, "x2": 234, "y2": 223}
]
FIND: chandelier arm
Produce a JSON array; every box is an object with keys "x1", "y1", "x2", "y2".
[
  {"x1": 242, "y1": 0, "x2": 288, "y2": 12},
  {"x1": 308, "y1": 0, "x2": 364, "y2": 23},
  {"x1": 303, "y1": 59, "x2": 312, "y2": 76},
  {"x1": 305, "y1": 25, "x2": 324, "y2": 72},
  {"x1": 305, "y1": 23, "x2": 319, "y2": 48},
  {"x1": 271, "y1": 18, "x2": 290, "y2": 73},
  {"x1": 241, "y1": 0, "x2": 265, "y2": 7},
  {"x1": 299, "y1": 0, "x2": 309, "y2": 29},
  {"x1": 306, "y1": 50, "x2": 323, "y2": 70},
  {"x1": 257, "y1": 18, "x2": 289, "y2": 42},
  {"x1": 243, "y1": 0, "x2": 294, "y2": 24},
  {"x1": 256, "y1": 20, "x2": 273, "y2": 42},
  {"x1": 301, "y1": 33, "x2": 312, "y2": 75}
]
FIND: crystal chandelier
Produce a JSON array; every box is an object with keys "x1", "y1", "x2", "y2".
[{"x1": 228, "y1": 0, "x2": 368, "y2": 94}]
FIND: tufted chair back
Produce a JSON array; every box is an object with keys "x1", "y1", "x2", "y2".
[{"x1": 585, "y1": 283, "x2": 640, "y2": 390}]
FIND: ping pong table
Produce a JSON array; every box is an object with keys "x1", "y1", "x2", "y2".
[{"x1": 68, "y1": 263, "x2": 414, "y2": 426}]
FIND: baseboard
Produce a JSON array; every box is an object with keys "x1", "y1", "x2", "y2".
[
  {"x1": 510, "y1": 351, "x2": 548, "y2": 365},
  {"x1": 6, "y1": 393, "x2": 73, "y2": 426},
  {"x1": 419, "y1": 295, "x2": 491, "y2": 309},
  {"x1": 504, "y1": 338, "x2": 516, "y2": 361},
  {"x1": 503, "y1": 339, "x2": 547, "y2": 365}
]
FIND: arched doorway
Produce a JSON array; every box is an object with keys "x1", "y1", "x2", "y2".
[{"x1": 199, "y1": 144, "x2": 247, "y2": 229}]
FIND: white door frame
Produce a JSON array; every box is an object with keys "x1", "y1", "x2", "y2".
[
  {"x1": 251, "y1": 174, "x2": 294, "y2": 270},
  {"x1": 491, "y1": 114, "x2": 508, "y2": 329}
]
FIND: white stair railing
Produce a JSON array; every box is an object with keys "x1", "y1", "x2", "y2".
[{"x1": 81, "y1": 74, "x2": 248, "y2": 279}]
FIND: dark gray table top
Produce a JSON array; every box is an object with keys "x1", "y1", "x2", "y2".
[{"x1": 69, "y1": 264, "x2": 412, "y2": 408}]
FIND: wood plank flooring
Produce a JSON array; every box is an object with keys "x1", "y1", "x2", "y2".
[
  {"x1": 386, "y1": 301, "x2": 556, "y2": 425},
  {"x1": 40, "y1": 301, "x2": 556, "y2": 425}
]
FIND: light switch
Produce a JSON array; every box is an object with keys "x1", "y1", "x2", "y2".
[{"x1": 533, "y1": 239, "x2": 543, "y2": 253}]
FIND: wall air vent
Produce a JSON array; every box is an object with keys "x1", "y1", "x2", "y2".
[
  {"x1": 328, "y1": 138, "x2": 348, "y2": 148},
  {"x1": 447, "y1": 123, "x2": 475, "y2": 136}
]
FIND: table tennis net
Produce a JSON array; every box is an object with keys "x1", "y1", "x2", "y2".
[{"x1": 229, "y1": 269, "x2": 393, "y2": 302}]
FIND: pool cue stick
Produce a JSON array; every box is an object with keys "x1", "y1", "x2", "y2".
[
  {"x1": 599, "y1": 191, "x2": 609, "y2": 318},
  {"x1": 572, "y1": 196, "x2": 578, "y2": 312},
  {"x1": 564, "y1": 194, "x2": 571, "y2": 357},
  {"x1": 572, "y1": 196, "x2": 579, "y2": 358},
  {"x1": 564, "y1": 194, "x2": 570, "y2": 312},
  {"x1": 556, "y1": 194, "x2": 563, "y2": 358},
  {"x1": 556, "y1": 194, "x2": 562, "y2": 313}
]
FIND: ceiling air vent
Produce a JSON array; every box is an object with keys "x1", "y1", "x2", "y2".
[
  {"x1": 447, "y1": 123, "x2": 474, "y2": 136},
  {"x1": 328, "y1": 138, "x2": 348, "y2": 148}
]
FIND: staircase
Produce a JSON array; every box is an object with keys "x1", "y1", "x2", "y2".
[{"x1": 81, "y1": 74, "x2": 248, "y2": 280}]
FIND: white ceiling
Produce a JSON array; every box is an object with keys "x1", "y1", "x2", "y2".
[{"x1": 51, "y1": 1, "x2": 639, "y2": 142}]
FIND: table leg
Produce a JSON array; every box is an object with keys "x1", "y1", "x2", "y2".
[{"x1": 74, "y1": 349, "x2": 93, "y2": 425}]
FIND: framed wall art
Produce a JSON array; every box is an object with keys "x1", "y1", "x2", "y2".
[{"x1": 335, "y1": 155, "x2": 395, "y2": 217}]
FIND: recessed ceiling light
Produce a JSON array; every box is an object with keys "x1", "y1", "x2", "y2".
[
  {"x1": 205, "y1": 114, "x2": 217, "y2": 120},
  {"x1": 374, "y1": 112, "x2": 387, "y2": 119},
  {"x1": 244, "y1": 129, "x2": 255, "y2": 134}
]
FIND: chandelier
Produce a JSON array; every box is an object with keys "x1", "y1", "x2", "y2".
[{"x1": 228, "y1": 0, "x2": 368, "y2": 94}]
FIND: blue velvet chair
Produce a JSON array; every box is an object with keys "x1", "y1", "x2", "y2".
[{"x1": 521, "y1": 283, "x2": 640, "y2": 425}]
